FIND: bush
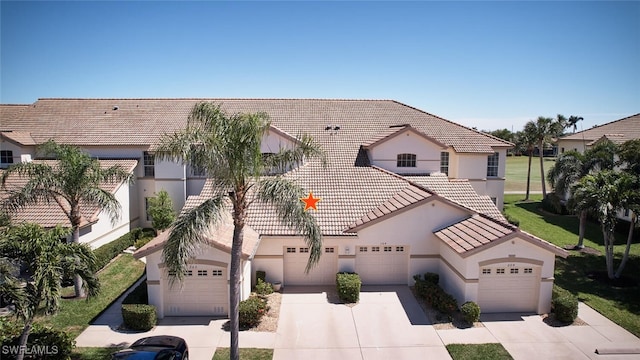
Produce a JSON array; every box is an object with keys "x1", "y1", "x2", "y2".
[
  {"x1": 414, "y1": 273, "x2": 458, "y2": 315},
  {"x1": 122, "y1": 304, "x2": 157, "y2": 331},
  {"x1": 133, "y1": 236, "x2": 153, "y2": 250},
  {"x1": 239, "y1": 296, "x2": 268, "y2": 328},
  {"x1": 542, "y1": 193, "x2": 569, "y2": 215},
  {"x1": 92, "y1": 228, "x2": 155, "y2": 270},
  {"x1": 424, "y1": 272, "x2": 439, "y2": 285},
  {"x1": 552, "y1": 286, "x2": 578, "y2": 323},
  {"x1": 0, "y1": 319, "x2": 75, "y2": 360},
  {"x1": 336, "y1": 272, "x2": 361, "y2": 303},
  {"x1": 256, "y1": 270, "x2": 266, "y2": 283},
  {"x1": 460, "y1": 301, "x2": 481, "y2": 324},
  {"x1": 255, "y1": 278, "x2": 273, "y2": 296},
  {"x1": 122, "y1": 280, "x2": 148, "y2": 305}
]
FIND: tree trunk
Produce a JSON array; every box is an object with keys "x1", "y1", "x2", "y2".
[
  {"x1": 525, "y1": 150, "x2": 533, "y2": 200},
  {"x1": 16, "y1": 318, "x2": 33, "y2": 360},
  {"x1": 576, "y1": 210, "x2": 587, "y2": 249},
  {"x1": 539, "y1": 140, "x2": 547, "y2": 197},
  {"x1": 615, "y1": 213, "x2": 636, "y2": 279},
  {"x1": 229, "y1": 198, "x2": 246, "y2": 360},
  {"x1": 602, "y1": 225, "x2": 615, "y2": 279},
  {"x1": 71, "y1": 224, "x2": 85, "y2": 298}
]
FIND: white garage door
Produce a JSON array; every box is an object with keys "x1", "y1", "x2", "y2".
[
  {"x1": 356, "y1": 245, "x2": 408, "y2": 285},
  {"x1": 284, "y1": 246, "x2": 337, "y2": 285},
  {"x1": 163, "y1": 265, "x2": 228, "y2": 316},
  {"x1": 478, "y1": 264, "x2": 540, "y2": 313}
]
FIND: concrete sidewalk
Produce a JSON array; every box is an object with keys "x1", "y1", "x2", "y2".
[{"x1": 76, "y1": 286, "x2": 640, "y2": 360}]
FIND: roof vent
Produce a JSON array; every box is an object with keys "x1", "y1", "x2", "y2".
[
  {"x1": 325, "y1": 125, "x2": 332, "y2": 131},
  {"x1": 389, "y1": 124, "x2": 409, "y2": 128},
  {"x1": 333, "y1": 125, "x2": 341, "y2": 131},
  {"x1": 113, "y1": 106, "x2": 119, "y2": 111}
]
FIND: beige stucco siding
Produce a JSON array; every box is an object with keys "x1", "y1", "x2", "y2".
[{"x1": 368, "y1": 131, "x2": 445, "y2": 174}]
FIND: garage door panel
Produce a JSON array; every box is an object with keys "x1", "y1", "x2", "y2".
[
  {"x1": 163, "y1": 265, "x2": 228, "y2": 316},
  {"x1": 478, "y1": 265, "x2": 539, "y2": 313},
  {"x1": 284, "y1": 247, "x2": 337, "y2": 285},
  {"x1": 356, "y1": 246, "x2": 408, "y2": 285}
]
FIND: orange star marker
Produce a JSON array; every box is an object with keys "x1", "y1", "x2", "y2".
[{"x1": 301, "y1": 192, "x2": 321, "y2": 211}]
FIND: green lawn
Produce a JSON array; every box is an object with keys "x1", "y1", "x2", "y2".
[
  {"x1": 212, "y1": 348, "x2": 274, "y2": 360},
  {"x1": 38, "y1": 253, "x2": 146, "y2": 338},
  {"x1": 71, "y1": 347, "x2": 123, "y2": 360},
  {"x1": 446, "y1": 343, "x2": 513, "y2": 360},
  {"x1": 505, "y1": 155, "x2": 555, "y2": 192},
  {"x1": 503, "y1": 194, "x2": 640, "y2": 337}
]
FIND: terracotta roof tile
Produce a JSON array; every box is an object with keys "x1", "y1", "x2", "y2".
[
  {"x1": 1, "y1": 131, "x2": 36, "y2": 146},
  {"x1": 559, "y1": 113, "x2": 640, "y2": 143},
  {"x1": 1, "y1": 159, "x2": 137, "y2": 228}
]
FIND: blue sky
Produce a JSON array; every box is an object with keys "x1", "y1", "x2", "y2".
[{"x1": 1, "y1": 1, "x2": 638, "y2": 131}]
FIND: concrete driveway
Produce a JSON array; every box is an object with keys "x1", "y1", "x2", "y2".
[{"x1": 77, "y1": 285, "x2": 640, "y2": 359}]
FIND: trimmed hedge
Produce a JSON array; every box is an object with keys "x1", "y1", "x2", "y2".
[
  {"x1": 424, "y1": 272, "x2": 439, "y2": 285},
  {"x1": 239, "y1": 296, "x2": 268, "y2": 328},
  {"x1": 336, "y1": 272, "x2": 361, "y2": 303},
  {"x1": 122, "y1": 280, "x2": 148, "y2": 305},
  {"x1": 122, "y1": 304, "x2": 157, "y2": 331},
  {"x1": 93, "y1": 228, "x2": 154, "y2": 271},
  {"x1": 0, "y1": 318, "x2": 75, "y2": 360},
  {"x1": 552, "y1": 285, "x2": 578, "y2": 323},
  {"x1": 413, "y1": 273, "x2": 458, "y2": 315},
  {"x1": 461, "y1": 301, "x2": 481, "y2": 324}
]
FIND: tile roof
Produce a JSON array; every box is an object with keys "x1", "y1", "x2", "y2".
[
  {"x1": 1, "y1": 159, "x2": 137, "y2": 228},
  {"x1": 1, "y1": 131, "x2": 37, "y2": 146},
  {"x1": 403, "y1": 174, "x2": 507, "y2": 222},
  {"x1": 134, "y1": 213, "x2": 260, "y2": 260},
  {"x1": 0, "y1": 104, "x2": 29, "y2": 124},
  {"x1": 433, "y1": 214, "x2": 568, "y2": 258},
  {"x1": 361, "y1": 125, "x2": 447, "y2": 150},
  {"x1": 559, "y1": 113, "x2": 640, "y2": 143}
]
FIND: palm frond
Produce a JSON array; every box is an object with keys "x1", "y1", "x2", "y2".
[
  {"x1": 256, "y1": 177, "x2": 322, "y2": 272},
  {"x1": 162, "y1": 195, "x2": 227, "y2": 285}
]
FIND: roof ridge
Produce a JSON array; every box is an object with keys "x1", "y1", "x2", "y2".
[
  {"x1": 560, "y1": 113, "x2": 640, "y2": 138},
  {"x1": 36, "y1": 98, "x2": 397, "y2": 102}
]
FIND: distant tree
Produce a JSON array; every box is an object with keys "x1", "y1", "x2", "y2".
[
  {"x1": 519, "y1": 122, "x2": 538, "y2": 200},
  {"x1": 488, "y1": 129, "x2": 514, "y2": 143},
  {"x1": 147, "y1": 189, "x2": 176, "y2": 232},
  {"x1": 566, "y1": 116, "x2": 583, "y2": 134},
  {"x1": 0, "y1": 140, "x2": 134, "y2": 297},
  {"x1": 0, "y1": 223, "x2": 99, "y2": 360},
  {"x1": 528, "y1": 115, "x2": 567, "y2": 197}
]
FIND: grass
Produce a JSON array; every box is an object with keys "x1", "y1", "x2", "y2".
[
  {"x1": 505, "y1": 155, "x2": 555, "y2": 192},
  {"x1": 503, "y1": 194, "x2": 640, "y2": 338},
  {"x1": 71, "y1": 347, "x2": 123, "y2": 360},
  {"x1": 446, "y1": 343, "x2": 513, "y2": 360},
  {"x1": 212, "y1": 348, "x2": 274, "y2": 360},
  {"x1": 38, "y1": 253, "x2": 146, "y2": 338}
]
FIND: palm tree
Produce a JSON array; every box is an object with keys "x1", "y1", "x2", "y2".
[
  {"x1": 520, "y1": 121, "x2": 538, "y2": 200},
  {"x1": 0, "y1": 140, "x2": 134, "y2": 297},
  {"x1": 154, "y1": 102, "x2": 325, "y2": 360},
  {"x1": 530, "y1": 115, "x2": 567, "y2": 197},
  {"x1": 0, "y1": 223, "x2": 99, "y2": 360},
  {"x1": 567, "y1": 115, "x2": 583, "y2": 134},
  {"x1": 571, "y1": 171, "x2": 635, "y2": 279},
  {"x1": 614, "y1": 139, "x2": 640, "y2": 278},
  {"x1": 548, "y1": 140, "x2": 618, "y2": 248}
]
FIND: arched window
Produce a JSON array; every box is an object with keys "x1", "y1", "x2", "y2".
[{"x1": 397, "y1": 153, "x2": 416, "y2": 168}]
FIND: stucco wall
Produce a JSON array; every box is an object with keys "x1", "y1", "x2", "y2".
[
  {"x1": 80, "y1": 180, "x2": 132, "y2": 249},
  {"x1": 368, "y1": 130, "x2": 445, "y2": 174}
]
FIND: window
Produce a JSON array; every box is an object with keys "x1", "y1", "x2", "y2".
[
  {"x1": 524, "y1": 268, "x2": 533, "y2": 274},
  {"x1": 440, "y1": 152, "x2": 449, "y2": 175},
  {"x1": 397, "y1": 153, "x2": 416, "y2": 168},
  {"x1": 186, "y1": 270, "x2": 193, "y2": 277},
  {"x1": 496, "y1": 268, "x2": 505, "y2": 274},
  {"x1": 396, "y1": 246, "x2": 404, "y2": 252},
  {"x1": 212, "y1": 270, "x2": 223, "y2": 276},
  {"x1": 561, "y1": 147, "x2": 565, "y2": 154},
  {"x1": 325, "y1": 247, "x2": 334, "y2": 253},
  {"x1": 359, "y1": 247, "x2": 368, "y2": 252},
  {"x1": 384, "y1": 246, "x2": 392, "y2": 252},
  {"x1": 624, "y1": 209, "x2": 630, "y2": 217},
  {"x1": 0, "y1": 150, "x2": 13, "y2": 164},
  {"x1": 487, "y1": 152, "x2": 499, "y2": 177},
  {"x1": 510, "y1": 268, "x2": 519, "y2": 274},
  {"x1": 286, "y1": 247, "x2": 296, "y2": 253},
  {"x1": 144, "y1": 197, "x2": 152, "y2": 221},
  {"x1": 191, "y1": 165, "x2": 206, "y2": 177},
  {"x1": 300, "y1": 247, "x2": 309, "y2": 253},
  {"x1": 482, "y1": 268, "x2": 491, "y2": 275},
  {"x1": 143, "y1": 151, "x2": 155, "y2": 177},
  {"x1": 371, "y1": 246, "x2": 380, "y2": 252},
  {"x1": 197, "y1": 270, "x2": 207, "y2": 276}
]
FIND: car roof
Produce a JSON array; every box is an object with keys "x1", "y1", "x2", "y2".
[{"x1": 131, "y1": 335, "x2": 184, "y2": 348}]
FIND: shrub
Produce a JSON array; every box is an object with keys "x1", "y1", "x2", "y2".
[
  {"x1": 122, "y1": 280, "x2": 149, "y2": 305},
  {"x1": 1, "y1": 320, "x2": 75, "y2": 360},
  {"x1": 542, "y1": 193, "x2": 569, "y2": 215},
  {"x1": 256, "y1": 270, "x2": 266, "y2": 283},
  {"x1": 424, "y1": 272, "x2": 439, "y2": 285},
  {"x1": 255, "y1": 278, "x2": 273, "y2": 296},
  {"x1": 552, "y1": 286, "x2": 578, "y2": 323},
  {"x1": 336, "y1": 272, "x2": 361, "y2": 303},
  {"x1": 460, "y1": 301, "x2": 481, "y2": 324},
  {"x1": 133, "y1": 236, "x2": 153, "y2": 250},
  {"x1": 239, "y1": 296, "x2": 268, "y2": 328},
  {"x1": 122, "y1": 304, "x2": 157, "y2": 331}
]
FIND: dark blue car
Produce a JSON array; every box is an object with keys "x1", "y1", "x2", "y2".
[{"x1": 111, "y1": 336, "x2": 189, "y2": 360}]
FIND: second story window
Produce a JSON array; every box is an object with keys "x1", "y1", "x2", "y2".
[
  {"x1": 143, "y1": 151, "x2": 155, "y2": 177},
  {"x1": 1, "y1": 150, "x2": 14, "y2": 165},
  {"x1": 487, "y1": 152, "x2": 499, "y2": 177},
  {"x1": 397, "y1": 153, "x2": 416, "y2": 168},
  {"x1": 440, "y1": 152, "x2": 449, "y2": 175}
]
